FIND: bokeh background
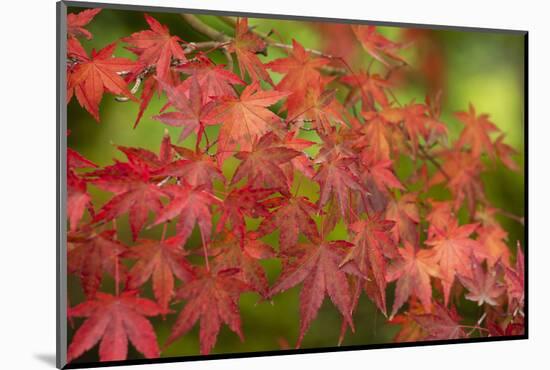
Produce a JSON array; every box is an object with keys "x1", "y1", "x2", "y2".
[{"x1": 67, "y1": 6, "x2": 525, "y2": 363}]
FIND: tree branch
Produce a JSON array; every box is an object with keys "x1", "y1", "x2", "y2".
[{"x1": 181, "y1": 14, "x2": 230, "y2": 42}]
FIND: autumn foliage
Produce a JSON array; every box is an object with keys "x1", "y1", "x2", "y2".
[{"x1": 66, "y1": 8, "x2": 525, "y2": 363}]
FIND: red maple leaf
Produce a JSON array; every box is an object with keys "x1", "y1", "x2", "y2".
[
  {"x1": 91, "y1": 161, "x2": 166, "y2": 240},
  {"x1": 68, "y1": 42, "x2": 140, "y2": 121},
  {"x1": 228, "y1": 18, "x2": 272, "y2": 83},
  {"x1": 293, "y1": 83, "x2": 346, "y2": 134},
  {"x1": 455, "y1": 103, "x2": 500, "y2": 158},
  {"x1": 388, "y1": 300, "x2": 428, "y2": 342},
  {"x1": 68, "y1": 230, "x2": 127, "y2": 298},
  {"x1": 258, "y1": 195, "x2": 319, "y2": 252},
  {"x1": 504, "y1": 243, "x2": 525, "y2": 313},
  {"x1": 151, "y1": 184, "x2": 221, "y2": 244},
  {"x1": 314, "y1": 155, "x2": 368, "y2": 222},
  {"x1": 232, "y1": 132, "x2": 301, "y2": 195},
  {"x1": 269, "y1": 238, "x2": 362, "y2": 348},
  {"x1": 203, "y1": 82, "x2": 289, "y2": 162},
  {"x1": 386, "y1": 242, "x2": 440, "y2": 317},
  {"x1": 351, "y1": 25, "x2": 406, "y2": 66},
  {"x1": 358, "y1": 110, "x2": 399, "y2": 161},
  {"x1": 380, "y1": 103, "x2": 447, "y2": 156},
  {"x1": 211, "y1": 232, "x2": 275, "y2": 297},
  {"x1": 67, "y1": 148, "x2": 97, "y2": 231},
  {"x1": 457, "y1": 254, "x2": 505, "y2": 306},
  {"x1": 67, "y1": 8, "x2": 101, "y2": 40},
  {"x1": 67, "y1": 291, "x2": 161, "y2": 362},
  {"x1": 359, "y1": 149, "x2": 404, "y2": 197},
  {"x1": 123, "y1": 14, "x2": 186, "y2": 85},
  {"x1": 413, "y1": 302, "x2": 466, "y2": 340},
  {"x1": 341, "y1": 214, "x2": 397, "y2": 314},
  {"x1": 385, "y1": 193, "x2": 420, "y2": 244},
  {"x1": 494, "y1": 134, "x2": 520, "y2": 171},
  {"x1": 429, "y1": 150, "x2": 485, "y2": 214},
  {"x1": 159, "y1": 145, "x2": 224, "y2": 190},
  {"x1": 267, "y1": 39, "x2": 330, "y2": 116},
  {"x1": 477, "y1": 225, "x2": 511, "y2": 267},
  {"x1": 125, "y1": 235, "x2": 194, "y2": 313},
  {"x1": 165, "y1": 267, "x2": 250, "y2": 354},
  {"x1": 176, "y1": 54, "x2": 245, "y2": 103},
  {"x1": 68, "y1": 170, "x2": 95, "y2": 231},
  {"x1": 424, "y1": 221, "x2": 484, "y2": 304},
  {"x1": 216, "y1": 187, "x2": 273, "y2": 246},
  {"x1": 153, "y1": 76, "x2": 216, "y2": 142},
  {"x1": 340, "y1": 70, "x2": 392, "y2": 109}
]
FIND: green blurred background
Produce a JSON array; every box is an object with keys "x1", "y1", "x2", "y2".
[{"x1": 67, "y1": 6, "x2": 525, "y2": 363}]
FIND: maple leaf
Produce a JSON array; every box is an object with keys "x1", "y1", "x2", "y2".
[
  {"x1": 91, "y1": 164, "x2": 166, "y2": 240},
  {"x1": 352, "y1": 25, "x2": 406, "y2": 66},
  {"x1": 203, "y1": 82, "x2": 289, "y2": 162},
  {"x1": 68, "y1": 148, "x2": 98, "y2": 170},
  {"x1": 494, "y1": 134, "x2": 520, "y2": 171},
  {"x1": 294, "y1": 83, "x2": 346, "y2": 134},
  {"x1": 504, "y1": 243, "x2": 524, "y2": 313},
  {"x1": 113, "y1": 131, "x2": 173, "y2": 172},
  {"x1": 269, "y1": 238, "x2": 362, "y2": 348},
  {"x1": 314, "y1": 156, "x2": 368, "y2": 221},
  {"x1": 477, "y1": 225, "x2": 511, "y2": 267},
  {"x1": 267, "y1": 40, "x2": 330, "y2": 116},
  {"x1": 67, "y1": 8, "x2": 101, "y2": 40},
  {"x1": 68, "y1": 42, "x2": 139, "y2": 121},
  {"x1": 387, "y1": 243, "x2": 440, "y2": 317},
  {"x1": 341, "y1": 214, "x2": 397, "y2": 314},
  {"x1": 68, "y1": 170, "x2": 94, "y2": 231},
  {"x1": 425, "y1": 200, "x2": 455, "y2": 237},
  {"x1": 359, "y1": 149, "x2": 404, "y2": 201},
  {"x1": 176, "y1": 54, "x2": 245, "y2": 103},
  {"x1": 388, "y1": 300, "x2": 428, "y2": 342},
  {"x1": 359, "y1": 110, "x2": 400, "y2": 161},
  {"x1": 258, "y1": 195, "x2": 319, "y2": 252},
  {"x1": 455, "y1": 103, "x2": 500, "y2": 158},
  {"x1": 122, "y1": 14, "x2": 186, "y2": 85},
  {"x1": 340, "y1": 70, "x2": 392, "y2": 109},
  {"x1": 68, "y1": 230, "x2": 127, "y2": 298},
  {"x1": 67, "y1": 148, "x2": 97, "y2": 231},
  {"x1": 159, "y1": 145, "x2": 224, "y2": 190},
  {"x1": 487, "y1": 319, "x2": 524, "y2": 337},
  {"x1": 125, "y1": 235, "x2": 194, "y2": 313},
  {"x1": 133, "y1": 76, "x2": 158, "y2": 128},
  {"x1": 424, "y1": 221, "x2": 484, "y2": 304},
  {"x1": 279, "y1": 132, "x2": 316, "y2": 186},
  {"x1": 457, "y1": 254, "x2": 505, "y2": 306},
  {"x1": 166, "y1": 267, "x2": 250, "y2": 355},
  {"x1": 380, "y1": 103, "x2": 447, "y2": 156},
  {"x1": 385, "y1": 193, "x2": 420, "y2": 244},
  {"x1": 228, "y1": 18, "x2": 272, "y2": 83},
  {"x1": 151, "y1": 184, "x2": 221, "y2": 244},
  {"x1": 211, "y1": 232, "x2": 275, "y2": 297},
  {"x1": 67, "y1": 291, "x2": 161, "y2": 362},
  {"x1": 413, "y1": 302, "x2": 466, "y2": 340},
  {"x1": 153, "y1": 77, "x2": 216, "y2": 142},
  {"x1": 88, "y1": 135, "x2": 173, "y2": 239},
  {"x1": 429, "y1": 150, "x2": 485, "y2": 214},
  {"x1": 216, "y1": 187, "x2": 273, "y2": 246},
  {"x1": 232, "y1": 132, "x2": 301, "y2": 194}
]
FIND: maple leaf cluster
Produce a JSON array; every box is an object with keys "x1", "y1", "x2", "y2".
[{"x1": 65, "y1": 9, "x2": 525, "y2": 363}]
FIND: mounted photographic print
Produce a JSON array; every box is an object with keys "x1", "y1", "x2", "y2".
[{"x1": 56, "y1": 1, "x2": 527, "y2": 368}]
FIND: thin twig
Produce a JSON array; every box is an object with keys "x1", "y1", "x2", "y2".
[
  {"x1": 418, "y1": 145, "x2": 451, "y2": 181},
  {"x1": 218, "y1": 15, "x2": 237, "y2": 28},
  {"x1": 493, "y1": 207, "x2": 525, "y2": 225},
  {"x1": 181, "y1": 14, "x2": 230, "y2": 42},
  {"x1": 115, "y1": 76, "x2": 142, "y2": 102}
]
